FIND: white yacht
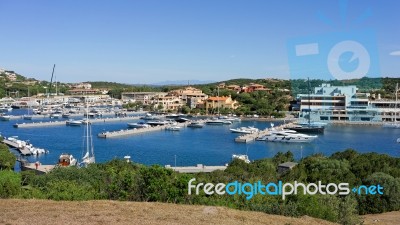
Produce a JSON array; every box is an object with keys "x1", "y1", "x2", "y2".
[
  {"x1": 66, "y1": 119, "x2": 83, "y2": 126},
  {"x1": 230, "y1": 126, "x2": 259, "y2": 134},
  {"x1": 0, "y1": 114, "x2": 11, "y2": 121},
  {"x1": 263, "y1": 130, "x2": 317, "y2": 143},
  {"x1": 127, "y1": 122, "x2": 150, "y2": 128},
  {"x1": 165, "y1": 125, "x2": 182, "y2": 131},
  {"x1": 187, "y1": 121, "x2": 204, "y2": 128}
]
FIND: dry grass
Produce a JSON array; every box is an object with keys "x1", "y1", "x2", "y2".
[
  {"x1": 362, "y1": 211, "x2": 400, "y2": 225},
  {"x1": 0, "y1": 199, "x2": 338, "y2": 225}
]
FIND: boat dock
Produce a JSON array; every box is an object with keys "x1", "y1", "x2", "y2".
[
  {"x1": 234, "y1": 122, "x2": 295, "y2": 143},
  {"x1": 2, "y1": 139, "x2": 32, "y2": 155},
  {"x1": 165, "y1": 164, "x2": 227, "y2": 173},
  {"x1": 20, "y1": 161, "x2": 55, "y2": 174},
  {"x1": 98, "y1": 125, "x2": 168, "y2": 138},
  {"x1": 13, "y1": 116, "x2": 142, "y2": 128}
]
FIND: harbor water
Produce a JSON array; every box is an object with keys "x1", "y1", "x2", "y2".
[{"x1": 1, "y1": 109, "x2": 400, "y2": 169}]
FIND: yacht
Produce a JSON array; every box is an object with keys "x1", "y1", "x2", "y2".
[
  {"x1": 165, "y1": 125, "x2": 182, "y2": 131},
  {"x1": 0, "y1": 114, "x2": 11, "y2": 121},
  {"x1": 232, "y1": 154, "x2": 250, "y2": 163},
  {"x1": 147, "y1": 120, "x2": 170, "y2": 126},
  {"x1": 127, "y1": 122, "x2": 151, "y2": 128},
  {"x1": 50, "y1": 113, "x2": 61, "y2": 119},
  {"x1": 58, "y1": 153, "x2": 78, "y2": 167},
  {"x1": 263, "y1": 130, "x2": 317, "y2": 143},
  {"x1": 187, "y1": 121, "x2": 204, "y2": 128},
  {"x1": 66, "y1": 119, "x2": 83, "y2": 126},
  {"x1": 206, "y1": 118, "x2": 232, "y2": 125},
  {"x1": 230, "y1": 126, "x2": 259, "y2": 134},
  {"x1": 287, "y1": 125, "x2": 324, "y2": 133}
]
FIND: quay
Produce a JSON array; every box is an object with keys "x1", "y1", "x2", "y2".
[
  {"x1": 13, "y1": 116, "x2": 142, "y2": 128},
  {"x1": 234, "y1": 122, "x2": 295, "y2": 143},
  {"x1": 19, "y1": 159, "x2": 55, "y2": 174},
  {"x1": 98, "y1": 125, "x2": 168, "y2": 138},
  {"x1": 165, "y1": 164, "x2": 227, "y2": 173},
  {"x1": 2, "y1": 139, "x2": 32, "y2": 155}
]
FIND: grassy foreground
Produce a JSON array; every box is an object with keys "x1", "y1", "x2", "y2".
[{"x1": 0, "y1": 199, "x2": 337, "y2": 225}]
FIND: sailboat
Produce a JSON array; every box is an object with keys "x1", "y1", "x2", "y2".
[
  {"x1": 289, "y1": 78, "x2": 325, "y2": 133},
  {"x1": 23, "y1": 88, "x2": 32, "y2": 120},
  {"x1": 81, "y1": 97, "x2": 95, "y2": 166},
  {"x1": 383, "y1": 83, "x2": 400, "y2": 128}
]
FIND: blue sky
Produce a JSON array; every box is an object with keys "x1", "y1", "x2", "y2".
[{"x1": 0, "y1": 0, "x2": 399, "y2": 83}]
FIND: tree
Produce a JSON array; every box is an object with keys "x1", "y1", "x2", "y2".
[{"x1": 0, "y1": 144, "x2": 16, "y2": 170}]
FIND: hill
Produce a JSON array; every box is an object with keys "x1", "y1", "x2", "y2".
[{"x1": 0, "y1": 199, "x2": 337, "y2": 225}]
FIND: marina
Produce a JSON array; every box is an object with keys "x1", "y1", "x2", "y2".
[
  {"x1": 13, "y1": 115, "x2": 143, "y2": 128},
  {"x1": 2, "y1": 109, "x2": 400, "y2": 171}
]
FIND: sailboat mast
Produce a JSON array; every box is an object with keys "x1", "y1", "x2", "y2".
[
  {"x1": 395, "y1": 83, "x2": 398, "y2": 123},
  {"x1": 307, "y1": 78, "x2": 311, "y2": 125},
  {"x1": 86, "y1": 96, "x2": 89, "y2": 155}
]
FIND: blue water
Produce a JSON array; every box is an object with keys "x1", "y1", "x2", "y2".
[{"x1": 1, "y1": 109, "x2": 400, "y2": 168}]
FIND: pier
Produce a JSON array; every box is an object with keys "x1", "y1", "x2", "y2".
[
  {"x1": 13, "y1": 116, "x2": 142, "y2": 128},
  {"x1": 2, "y1": 139, "x2": 32, "y2": 155},
  {"x1": 165, "y1": 164, "x2": 227, "y2": 173},
  {"x1": 20, "y1": 160, "x2": 55, "y2": 174},
  {"x1": 234, "y1": 122, "x2": 295, "y2": 143},
  {"x1": 98, "y1": 125, "x2": 168, "y2": 138}
]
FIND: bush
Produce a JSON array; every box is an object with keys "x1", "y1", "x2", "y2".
[{"x1": 0, "y1": 170, "x2": 21, "y2": 198}]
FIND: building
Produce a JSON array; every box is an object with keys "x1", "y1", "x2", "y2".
[
  {"x1": 67, "y1": 88, "x2": 99, "y2": 95},
  {"x1": 72, "y1": 83, "x2": 92, "y2": 89},
  {"x1": 121, "y1": 92, "x2": 167, "y2": 105},
  {"x1": 278, "y1": 162, "x2": 298, "y2": 174},
  {"x1": 296, "y1": 83, "x2": 399, "y2": 123},
  {"x1": 242, "y1": 83, "x2": 272, "y2": 93},
  {"x1": 168, "y1": 87, "x2": 208, "y2": 103},
  {"x1": 205, "y1": 95, "x2": 239, "y2": 112},
  {"x1": 154, "y1": 96, "x2": 184, "y2": 111}
]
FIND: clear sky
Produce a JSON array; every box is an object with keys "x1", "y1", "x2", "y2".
[{"x1": 0, "y1": 0, "x2": 399, "y2": 83}]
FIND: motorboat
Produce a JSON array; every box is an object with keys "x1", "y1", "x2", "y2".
[
  {"x1": 287, "y1": 125, "x2": 324, "y2": 133},
  {"x1": 165, "y1": 125, "x2": 181, "y2": 131},
  {"x1": 66, "y1": 119, "x2": 83, "y2": 126},
  {"x1": 175, "y1": 117, "x2": 190, "y2": 123},
  {"x1": 0, "y1": 114, "x2": 11, "y2": 121},
  {"x1": 62, "y1": 113, "x2": 71, "y2": 118},
  {"x1": 264, "y1": 130, "x2": 317, "y2": 143},
  {"x1": 50, "y1": 113, "x2": 61, "y2": 119},
  {"x1": 58, "y1": 153, "x2": 78, "y2": 167},
  {"x1": 206, "y1": 118, "x2": 232, "y2": 125},
  {"x1": 230, "y1": 126, "x2": 259, "y2": 134},
  {"x1": 23, "y1": 114, "x2": 32, "y2": 120},
  {"x1": 232, "y1": 154, "x2": 250, "y2": 163},
  {"x1": 147, "y1": 120, "x2": 170, "y2": 126},
  {"x1": 187, "y1": 121, "x2": 204, "y2": 128},
  {"x1": 127, "y1": 122, "x2": 151, "y2": 128},
  {"x1": 140, "y1": 113, "x2": 160, "y2": 120}
]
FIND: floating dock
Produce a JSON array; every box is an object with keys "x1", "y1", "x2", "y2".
[
  {"x1": 13, "y1": 116, "x2": 142, "y2": 128},
  {"x1": 98, "y1": 125, "x2": 168, "y2": 138},
  {"x1": 20, "y1": 162, "x2": 55, "y2": 174},
  {"x1": 234, "y1": 122, "x2": 295, "y2": 143},
  {"x1": 2, "y1": 139, "x2": 32, "y2": 155},
  {"x1": 165, "y1": 164, "x2": 227, "y2": 173}
]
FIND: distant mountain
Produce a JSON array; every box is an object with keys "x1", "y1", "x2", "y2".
[{"x1": 150, "y1": 80, "x2": 216, "y2": 86}]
